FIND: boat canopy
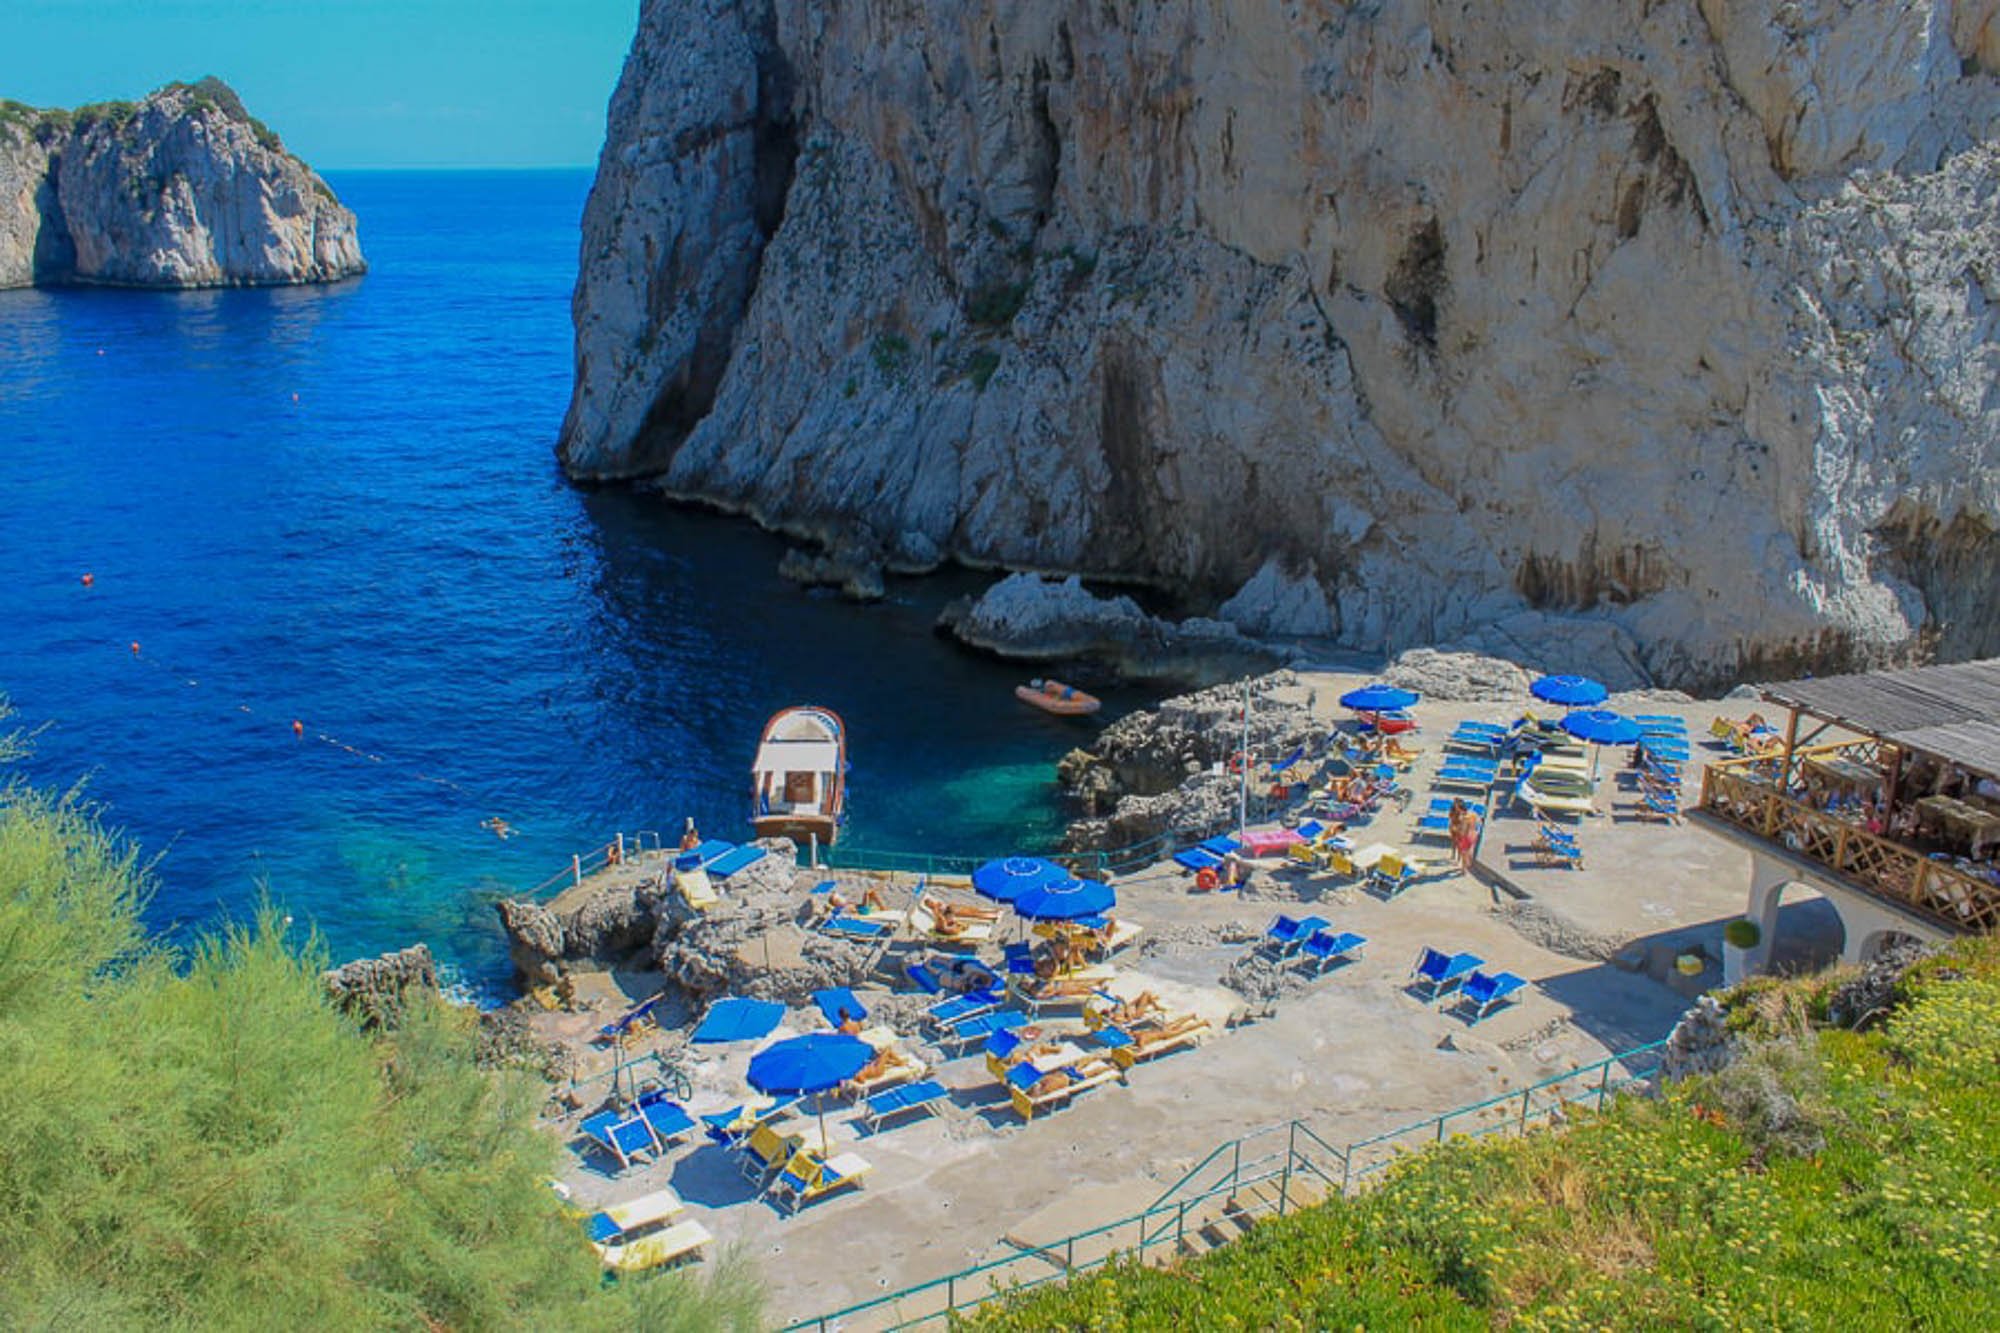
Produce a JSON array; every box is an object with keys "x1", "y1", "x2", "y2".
[{"x1": 754, "y1": 736, "x2": 839, "y2": 773}]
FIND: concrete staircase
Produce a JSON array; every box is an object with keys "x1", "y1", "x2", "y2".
[{"x1": 1164, "y1": 1174, "x2": 1328, "y2": 1262}]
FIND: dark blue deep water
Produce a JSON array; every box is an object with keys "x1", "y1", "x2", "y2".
[{"x1": 0, "y1": 170, "x2": 1131, "y2": 993}]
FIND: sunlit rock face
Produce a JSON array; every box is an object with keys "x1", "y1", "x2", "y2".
[{"x1": 562, "y1": 0, "x2": 2000, "y2": 687}]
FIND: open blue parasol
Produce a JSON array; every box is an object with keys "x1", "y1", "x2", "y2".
[
  {"x1": 1562, "y1": 709, "x2": 1642, "y2": 745},
  {"x1": 1562, "y1": 708, "x2": 1642, "y2": 793},
  {"x1": 971, "y1": 856, "x2": 1065, "y2": 904},
  {"x1": 1339, "y1": 683, "x2": 1419, "y2": 712},
  {"x1": 747, "y1": 1032, "x2": 876, "y2": 1149},
  {"x1": 1012, "y1": 876, "x2": 1117, "y2": 922},
  {"x1": 1532, "y1": 674, "x2": 1609, "y2": 708}
]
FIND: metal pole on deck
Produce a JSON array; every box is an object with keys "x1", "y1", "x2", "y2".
[
  {"x1": 809, "y1": 831, "x2": 818, "y2": 869},
  {"x1": 616, "y1": 831, "x2": 625, "y2": 862},
  {"x1": 571, "y1": 854, "x2": 582, "y2": 889},
  {"x1": 1238, "y1": 677, "x2": 1250, "y2": 836}
]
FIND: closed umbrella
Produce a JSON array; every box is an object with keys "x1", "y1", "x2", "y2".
[
  {"x1": 1562, "y1": 708, "x2": 1643, "y2": 790},
  {"x1": 747, "y1": 1032, "x2": 874, "y2": 1150},
  {"x1": 1339, "y1": 683, "x2": 1419, "y2": 713},
  {"x1": 1531, "y1": 674, "x2": 1609, "y2": 709},
  {"x1": 1012, "y1": 876, "x2": 1117, "y2": 922},
  {"x1": 971, "y1": 856, "x2": 1065, "y2": 904}
]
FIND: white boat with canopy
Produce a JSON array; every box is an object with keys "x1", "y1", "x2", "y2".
[{"x1": 751, "y1": 705, "x2": 847, "y2": 847}]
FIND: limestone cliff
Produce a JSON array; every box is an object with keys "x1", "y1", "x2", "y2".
[
  {"x1": 0, "y1": 79, "x2": 363, "y2": 289},
  {"x1": 561, "y1": 1, "x2": 2000, "y2": 687}
]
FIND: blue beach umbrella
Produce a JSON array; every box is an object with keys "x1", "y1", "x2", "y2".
[
  {"x1": 1339, "y1": 683, "x2": 1419, "y2": 713},
  {"x1": 1562, "y1": 708, "x2": 1643, "y2": 791},
  {"x1": 747, "y1": 1032, "x2": 875, "y2": 1149},
  {"x1": 1562, "y1": 709, "x2": 1642, "y2": 746},
  {"x1": 1013, "y1": 876, "x2": 1117, "y2": 922},
  {"x1": 1531, "y1": 674, "x2": 1609, "y2": 708},
  {"x1": 972, "y1": 856, "x2": 1065, "y2": 904}
]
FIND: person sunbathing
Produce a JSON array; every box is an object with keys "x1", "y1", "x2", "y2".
[
  {"x1": 921, "y1": 893, "x2": 999, "y2": 922},
  {"x1": 852, "y1": 1047, "x2": 911, "y2": 1085},
  {"x1": 930, "y1": 900, "x2": 972, "y2": 936},
  {"x1": 827, "y1": 884, "x2": 888, "y2": 914},
  {"x1": 1101, "y1": 991, "x2": 1165, "y2": 1027}
]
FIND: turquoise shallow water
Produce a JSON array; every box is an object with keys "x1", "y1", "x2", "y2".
[{"x1": 0, "y1": 169, "x2": 1149, "y2": 994}]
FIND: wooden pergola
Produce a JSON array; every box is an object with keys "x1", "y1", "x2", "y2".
[{"x1": 1695, "y1": 658, "x2": 2000, "y2": 935}]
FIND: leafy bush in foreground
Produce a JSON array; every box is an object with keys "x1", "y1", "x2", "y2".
[
  {"x1": 976, "y1": 939, "x2": 2000, "y2": 1330},
  {"x1": 0, "y1": 736, "x2": 759, "y2": 1331}
]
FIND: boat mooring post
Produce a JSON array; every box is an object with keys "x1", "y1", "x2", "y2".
[
  {"x1": 809, "y1": 832, "x2": 819, "y2": 869},
  {"x1": 571, "y1": 854, "x2": 582, "y2": 889},
  {"x1": 616, "y1": 831, "x2": 625, "y2": 863}
]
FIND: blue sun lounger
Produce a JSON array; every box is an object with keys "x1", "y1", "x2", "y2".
[
  {"x1": 813, "y1": 987, "x2": 870, "y2": 1028},
  {"x1": 821, "y1": 914, "x2": 895, "y2": 941},
  {"x1": 937, "y1": 1007, "x2": 1029, "y2": 1054},
  {"x1": 1001, "y1": 942, "x2": 1039, "y2": 977},
  {"x1": 1173, "y1": 846, "x2": 1224, "y2": 872},
  {"x1": 860, "y1": 1078, "x2": 950, "y2": 1131},
  {"x1": 1410, "y1": 947, "x2": 1484, "y2": 1001},
  {"x1": 635, "y1": 1093, "x2": 697, "y2": 1147},
  {"x1": 581, "y1": 1110, "x2": 661, "y2": 1170},
  {"x1": 1296, "y1": 929, "x2": 1368, "y2": 973},
  {"x1": 1258, "y1": 914, "x2": 1329, "y2": 958},
  {"x1": 925, "y1": 987, "x2": 1003, "y2": 1031},
  {"x1": 1457, "y1": 969, "x2": 1528, "y2": 1022}
]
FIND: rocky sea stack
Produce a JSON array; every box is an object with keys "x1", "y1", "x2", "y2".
[
  {"x1": 0, "y1": 77, "x2": 364, "y2": 289},
  {"x1": 560, "y1": 0, "x2": 2000, "y2": 690}
]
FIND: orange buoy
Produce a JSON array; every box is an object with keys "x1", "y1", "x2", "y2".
[
  {"x1": 130, "y1": 642, "x2": 140, "y2": 655},
  {"x1": 80, "y1": 573, "x2": 95, "y2": 587},
  {"x1": 292, "y1": 720, "x2": 305, "y2": 737},
  {"x1": 1194, "y1": 866, "x2": 1220, "y2": 892}
]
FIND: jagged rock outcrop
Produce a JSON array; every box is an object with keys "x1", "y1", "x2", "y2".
[
  {"x1": 1058, "y1": 669, "x2": 1322, "y2": 847},
  {"x1": 561, "y1": 0, "x2": 2000, "y2": 688},
  {"x1": 322, "y1": 943, "x2": 440, "y2": 1030},
  {"x1": 941, "y1": 573, "x2": 1280, "y2": 683},
  {"x1": 0, "y1": 79, "x2": 363, "y2": 289}
]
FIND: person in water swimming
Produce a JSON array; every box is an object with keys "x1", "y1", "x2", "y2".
[{"x1": 482, "y1": 816, "x2": 516, "y2": 840}]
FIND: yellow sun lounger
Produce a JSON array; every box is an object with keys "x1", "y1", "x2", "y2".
[
  {"x1": 768, "y1": 1150, "x2": 873, "y2": 1213},
  {"x1": 597, "y1": 1218, "x2": 714, "y2": 1272},
  {"x1": 843, "y1": 1046, "x2": 926, "y2": 1099},
  {"x1": 675, "y1": 866, "x2": 719, "y2": 910},
  {"x1": 1104, "y1": 1015, "x2": 1210, "y2": 1069},
  {"x1": 909, "y1": 904, "x2": 995, "y2": 944},
  {"x1": 1005, "y1": 1057, "x2": 1124, "y2": 1121}
]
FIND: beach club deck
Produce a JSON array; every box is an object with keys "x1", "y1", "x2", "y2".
[{"x1": 1693, "y1": 658, "x2": 2000, "y2": 973}]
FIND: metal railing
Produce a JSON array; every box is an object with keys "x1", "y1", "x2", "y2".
[
  {"x1": 1699, "y1": 764, "x2": 2000, "y2": 934},
  {"x1": 780, "y1": 1039, "x2": 1667, "y2": 1331}
]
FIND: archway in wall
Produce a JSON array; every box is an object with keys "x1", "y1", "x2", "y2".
[{"x1": 1762, "y1": 881, "x2": 1847, "y2": 975}]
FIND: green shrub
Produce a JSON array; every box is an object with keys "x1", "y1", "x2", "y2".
[
  {"x1": 1724, "y1": 918, "x2": 1761, "y2": 949},
  {"x1": 966, "y1": 280, "x2": 1029, "y2": 328},
  {"x1": 869, "y1": 332, "x2": 910, "y2": 378},
  {"x1": 964, "y1": 348, "x2": 1001, "y2": 391},
  {"x1": 0, "y1": 713, "x2": 761, "y2": 1330},
  {"x1": 974, "y1": 937, "x2": 2000, "y2": 1329}
]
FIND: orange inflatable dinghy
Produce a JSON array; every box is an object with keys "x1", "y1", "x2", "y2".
[{"x1": 1016, "y1": 678, "x2": 1101, "y2": 716}]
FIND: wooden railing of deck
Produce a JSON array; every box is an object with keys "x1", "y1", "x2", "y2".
[{"x1": 1699, "y1": 756, "x2": 2000, "y2": 935}]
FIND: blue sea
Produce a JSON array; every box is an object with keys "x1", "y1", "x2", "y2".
[{"x1": 0, "y1": 169, "x2": 1140, "y2": 995}]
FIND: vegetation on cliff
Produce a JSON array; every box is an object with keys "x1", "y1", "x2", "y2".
[
  {"x1": 0, "y1": 720, "x2": 758, "y2": 1330},
  {"x1": 976, "y1": 942, "x2": 2000, "y2": 1329}
]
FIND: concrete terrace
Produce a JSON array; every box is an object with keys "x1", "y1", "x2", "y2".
[{"x1": 539, "y1": 671, "x2": 1843, "y2": 1328}]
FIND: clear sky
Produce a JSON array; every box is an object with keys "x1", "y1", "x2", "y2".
[{"x1": 0, "y1": 0, "x2": 637, "y2": 169}]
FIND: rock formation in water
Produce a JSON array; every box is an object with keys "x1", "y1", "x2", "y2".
[
  {"x1": 0, "y1": 78, "x2": 363, "y2": 289},
  {"x1": 561, "y1": 1, "x2": 2000, "y2": 687}
]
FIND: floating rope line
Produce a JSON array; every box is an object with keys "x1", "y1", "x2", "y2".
[{"x1": 120, "y1": 638, "x2": 506, "y2": 823}]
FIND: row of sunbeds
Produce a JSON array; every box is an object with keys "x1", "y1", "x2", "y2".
[{"x1": 1409, "y1": 946, "x2": 1528, "y2": 1022}]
